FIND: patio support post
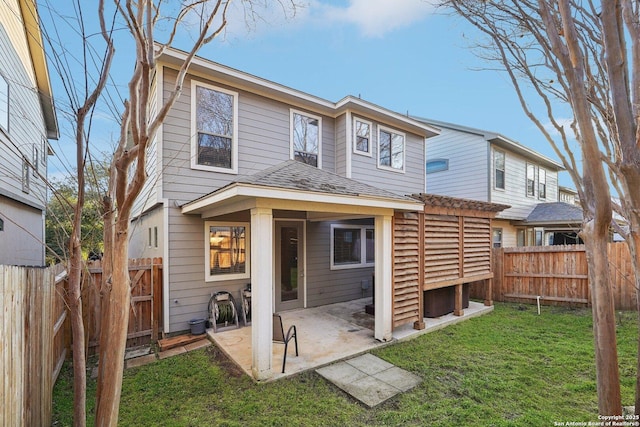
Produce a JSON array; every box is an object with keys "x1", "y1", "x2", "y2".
[
  {"x1": 374, "y1": 214, "x2": 393, "y2": 342},
  {"x1": 454, "y1": 284, "x2": 464, "y2": 316},
  {"x1": 251, "y1": 207, "x2": 274, "y2": 380}
]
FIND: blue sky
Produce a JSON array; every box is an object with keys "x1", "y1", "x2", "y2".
[{"x1": 43, "y1": 0, "x2": 573, "y2": 187}]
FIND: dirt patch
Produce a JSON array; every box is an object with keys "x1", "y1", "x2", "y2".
[{"x1": 206, "y1": 345, "x2": 245, "y2": 378}]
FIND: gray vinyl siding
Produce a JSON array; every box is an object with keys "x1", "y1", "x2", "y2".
[
  {"x1": 334, "y1": 114, "x2": 347, "y2": 176},
  {"x1": 351, "y1": 123, "x2": 425, "y2": 196},
  {"x1": 0, "y1": 2, "x2": 52, "y2": 266},
  {"x1": 129, "y1": 205, "x2": 164, "y2": 259},
  {"x1": 161, "y1": 69, "x2": 336, "y2": 205},
  {"x1": 425, "y1": 129, "x2": 489, "y2": 201},
  {"x1": 0, "y1": 195, "x2": 44, "y2": 266},
  {"x1": 491, "y1": 145, "x2": 560, "y2": 220},
  {"x1": 131, "y1": 70, "x2": 159, "y2": 217},
  {"x1": 161, "y1": 69, "x2": 345, "y2": 330},
  {"x1": 0, "y1": 12, "x2": 48, "y2": 212},
  {"x1": 306, "y1": 220, "x2": 374, "y2": 307}
]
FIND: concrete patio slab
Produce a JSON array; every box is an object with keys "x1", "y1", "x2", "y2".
[
  {"x1": 208, "y1": 298, "x2": 493, "y2": 381},
  {"x1": 317, "y1": 354, "x2": 421, "y2": 407}
]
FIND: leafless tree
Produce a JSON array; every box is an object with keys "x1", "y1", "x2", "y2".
[
  {"x1": 439, "y1": 0, "x2": 639, "y2": 416},
  {"x1": 94, "y1": 1, "x2": 296, "y2": 425}
]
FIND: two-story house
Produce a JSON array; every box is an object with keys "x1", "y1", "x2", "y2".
[
  {"x1": 129, "y1": 46, "x2": 442, "y2": 378},
  {"x1": 417, "y1": 119, "x2": 582, "y2": 247},
  {"x1": 0, "y1": 0, "x2": 58, "y2": 266}
]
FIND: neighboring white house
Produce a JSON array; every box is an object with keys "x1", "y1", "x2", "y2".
[
  {"x1": 0, "y1": 0, "x2": 58, "y2": 266},
  {"x1": 415, "y1": 118, "x2": 582, "y2": 247},
  {"x1": 128, "y1": 46, "x2": 441, "y2": 379}
]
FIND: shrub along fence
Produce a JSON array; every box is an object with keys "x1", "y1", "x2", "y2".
[
  {"x1": 1, "y1": 263, "x2": 67, "y2": 427},
  {"x1": 470, "y1": 243, "x2": 636, "y2": 310}
]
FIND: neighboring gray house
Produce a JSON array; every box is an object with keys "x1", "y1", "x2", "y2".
[
  {"x1": 129, "y1": 46, "x2": 438, "y2": 379},
  {"x1": 0, "y1": 0, "x2": 57, "y2": 266},
  {"x1": 416, "y1": 118, "x2": 575, "y2": 248}
]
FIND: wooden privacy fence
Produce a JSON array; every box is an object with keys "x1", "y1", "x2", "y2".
[
  {"x1": 470, "y1": 243, "x2": 637, "y2": 310},
  {"x1": 1, "y1": 263, "x2": 67, "y2": 427},
  {"x1": 82, "y1": 257, "x2": 162, "y2": 355}
]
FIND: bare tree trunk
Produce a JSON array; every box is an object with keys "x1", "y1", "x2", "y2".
[
  {"x1": 583, "y1": 225, "x2": 622, "y2": 415},
  {"x1": 94, "y1": 217, "x2": 130, "y2": 426},
  {"x1": 66, "y1": 243, "x2": 86, "y2": 427}
]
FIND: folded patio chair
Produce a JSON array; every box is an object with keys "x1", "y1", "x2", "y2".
[
  {"x1": 272, "y1": 313, "x2": 298, "y2": 373},
  {"x1": 241, "y1": 285, "x2": 251, "y2": 326}
]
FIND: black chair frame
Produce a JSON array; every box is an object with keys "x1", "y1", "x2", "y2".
[{"x1": 272, "y1": 313, "x2": 298, "y2": 373}]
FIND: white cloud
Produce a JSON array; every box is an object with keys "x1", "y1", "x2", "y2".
[
  {"x1": 543, "y1": 117, "x2": 577, "y2": 140},
  {"x1": 318, "y1": 0, "x2": 437, "y2": 37}
]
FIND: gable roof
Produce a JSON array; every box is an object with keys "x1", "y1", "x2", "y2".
[
  {"x1": 413, "y1": 117, "x2": 563, "y2": 171},
  {"x1": 19, "y1": 0, "x2": 58, "y2": 139},
  {"x1": 158, "y1": 46, "x2": 439, "y2": 139},
  {"x1": 522, "y1": 202, "x2": 583, "y2": 225}
]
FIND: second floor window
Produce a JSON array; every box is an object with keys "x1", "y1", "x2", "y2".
[
  {"x1": 378, "y1": 126, "x2": 405, "y2": 172},
  {"x1": 192, "y1": 82, "x2": 238, "y2": 173},
  {"x1": 291, "y1": 110, "x2": 321, "y2": 167},
  {"x1": 526, "y1": 163, "x2": 536, "y2": 197},
  {"x1": 353, "y1": 118, "x2": 371, "y2": 155},
  {"x1": 0, "y1": 74, "x2": 8, "y2": 132},
  {"x1": 494, "y1": 150, "x2": 505, "y2": 190},
  {"x1": 538, "y1": 168, "x2": 547, "y2": 199}
]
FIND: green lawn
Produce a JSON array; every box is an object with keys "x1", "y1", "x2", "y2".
[{"x1": 52, "y1": 303, "x2": 638, "y2": 426}]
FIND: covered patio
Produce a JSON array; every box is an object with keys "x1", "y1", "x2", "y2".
[
  {"x1": 207, "y1": 297, "x2": 493, "y2": 380},
  {"x1": 181, "y1": 161, "x2": 424, "y2": 380}
]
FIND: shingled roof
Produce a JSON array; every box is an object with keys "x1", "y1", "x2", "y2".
[
  {"x1": 411, "y1": 193, "x2": 510, "y2": 213},
  {"x1": 224, "y1": 160, "x2": 415, "y2": 202},
  {"x1": 522, "y1": 202, "x2": 583, "y2": 224}
]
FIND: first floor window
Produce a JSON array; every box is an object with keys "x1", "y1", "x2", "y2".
[
  {"x1": 331, "y1": 225, "x2": 374, "y2": 269},
  {"x1": 192, "y1": 82, "x2": 238, "y2": 172},
  {"x1": 516, "y1": 229, "x2": 526, "y2": 247},
  {"x1": 205, "y1": 222, "x2": 249, "y2": 281},
  {"x1": 492, "y1": 228, "x2": 503, "y2": 248},
  {"x1": 378, "y1": 127, "x2": 405, "y2": 171}
]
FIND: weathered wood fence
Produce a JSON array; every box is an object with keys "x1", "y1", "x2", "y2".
[
  {"x1": 82, "y1": 257, "x2": 163, "y2": 355},
  {"x1": 1, "y1": 263, "x2": 67, "y2": 427},
  {"x1": 470, "y1": 243, "x2": 637, "y2": 310}
]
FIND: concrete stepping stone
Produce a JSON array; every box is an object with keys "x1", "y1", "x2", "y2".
[{"x1": 317, "y1": 353, "x2": 421, "y2": 407}]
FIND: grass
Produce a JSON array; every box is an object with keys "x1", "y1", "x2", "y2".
[{"x1": 52, "y1": 303, "x2": 638, "y2": 426}]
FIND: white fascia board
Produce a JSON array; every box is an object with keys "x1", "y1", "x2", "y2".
[
  {"x1": 181, "y1": 183, "x2": 423, "y2": 214},
  {"x1": 488, "y1": 135, "x2": 564, "y2": 170}
]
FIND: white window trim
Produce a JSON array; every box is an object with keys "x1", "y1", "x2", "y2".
[
  {"x1": 352, "y1": 117, "x2": 373, "y2": 157},
  {"x1": 290, "y1": 109, "x2": 322, "y2": 168},
  {"x1": 190, "y1": 81, "x2": 239, "y2": 174},
  {"x1": 493, "y1": 149, "x2": 506, "y2": 191},
  {"x1": 204, "y1": 221, "x2": 250, "y2": 282},
  {"x1": 377, "y1": 125, "x2": 406, "y2": 173},
  {"x1": 538, "y1": 168, "x2": 547, "y2": 200},
  {"x1": 330, "y1": 224, "x2": 374, "y2": 270},
  {"x1": 526, "y1": 162, "x2": 536, "y2": 198}
]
